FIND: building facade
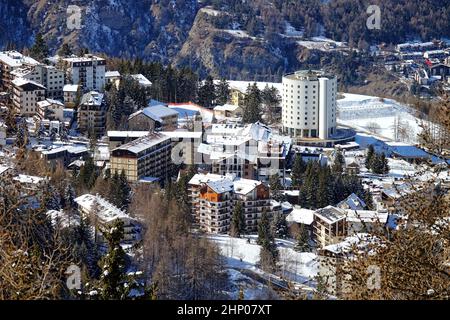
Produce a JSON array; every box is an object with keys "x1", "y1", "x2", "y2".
[
  {"x1": 282, "y1": 70, "x2": 337, "y2": 140},
  {"x1": 77, "y1": 91, "x2": 106, "y2": 136},
  {"x1": 63, "y1": 55, "x2": 106, "y2": 92},
  {"x1": 110, "y1": 133, "x2": 173, "y2": 182},
  {"x1": 0, "y1": 51, "x2": 40, "y2": 91},
  {"x1": 11, "y1": 78, "x2": 46, "y2": 117},
  {"x1": 189, "y1": 173, "x2": 279, "y2": 234}
]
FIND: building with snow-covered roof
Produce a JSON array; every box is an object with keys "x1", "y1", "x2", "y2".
[
  {"x1": 37, "y1": 99, "x2": 65, "y2": 121},
  {"x1": 11, "y1": 78, "x2": 46, "y2": 117},
  {"x1": 198, "y1": 122, "x2": 292, "y2": 181},
  {"x1": 74, "y1": 194, "x2": 140, "y2": 242},
  {"x1": 77, "y1": 91, "x2": 106, "y2": 136},
  {"x1": 110, "y1": 133, "x2": 173, "y2": 182},
  {"x1": 105, "y1": 71, "x2": 121, "y2": 89},
  {"x1": 213, "y1": 104, "x2": 243, "y2": 120},
  {"x1": 188, "y1": 173, "x2": 279, "y2": 233},
  {"x1": 337, "y1": 193, "x2": 367, "y2": 211},
  {"x1": 313, "y1": 205, "x2": 347, "y2": 247},
  {"x1": 345, "y1": 209, "x2": 388, "y2": 235},
  {"x1": 0, "y1": 51, "x2": 40, "y2": 91},
  {"x1": 63, "y1": 84, "x2": 81, "y2": 108},
  {"x1": 128, "y1": 104, "x2": 179, "y2": 131},
  {"x1": 62, "y1": 54, "x2": 106, "y2": 91},
  {"x1": 130, "y1": 74, "x2": 152, "y2": 88}
]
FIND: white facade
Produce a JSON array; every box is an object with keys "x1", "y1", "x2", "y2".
[
  {"x1": 63, "y1": 55, "x2": 106, "y2": 92},
  {"x1": 12, "y1": 78, "x2": 46, "y2": 117},
  {"x1": 282, "y1": 70, "x2": 337, "y2": 140},
  {"x1": 12, "y1": 65, "x2": 65, "y2": 99}
]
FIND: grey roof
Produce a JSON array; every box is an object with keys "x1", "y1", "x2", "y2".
[{"x1": 314, "y1": 206, "x2": 346, "y2": 224}]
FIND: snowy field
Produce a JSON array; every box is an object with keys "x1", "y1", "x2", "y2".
[
  {"x1": 209, "y1": 234, "x2": 320, "y2": 299},
  {"x1": 337, "y1": 93, "x2": 425, "y2": 143}
]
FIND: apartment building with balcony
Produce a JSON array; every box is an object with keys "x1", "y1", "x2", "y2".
[
  {"x1": 110, "y1": 133, "x2": 173, "y2": 182},
  {"x1": 0, "y1": 51, "x2": 40, "y2": 91},
  {"x1": 63, "y1": 55, "x2": 106, "y2": 92},
  {"x1": 11, "y1": 64, "x2": 65, "y2": 100},
  {"x1": 77, "y1": 91, "x2": 106, "y2": 136},
  {"x1": 188, "y1": 173, "x2": 280, "y2": 234},
  {"x1": 313, "y1": 205, "x2": 347, "y2": 248},
  {"x1": 11, "y1": 78, "x2": 46, "y2": 117},
  {"x1": 198, "y1": 122, "x2": 292, "y2": 181}
]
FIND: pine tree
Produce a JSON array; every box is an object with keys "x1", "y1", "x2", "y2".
[
  {"x1": 271, "y1": 212, "x2": 288, "y2": 239},
  {"x1": 44, "y1": 184, "x2": 61, "y2": 211},
  {"x1": 58, "y1": 43, "x2": 73, "y2": 57},
  {"x1": 332, "y1": 149, "x2": 345, "y2": 175},
  {"x1": 29, "y1": 33, "x2": 49, "y2": 62},
  {"x1": 269, "y1": 174, "x2": 283, "y2": 202},
  {"x1": 230, "y1": 201, "x2": 245, "y2": 237},
  {"x1": 365, "y1": 144, "x2": 375, "y2": 170},
  {"x1": 294, "y1": 224, "x2": 310, "y2": 252},
  {"x1": 380, "y1": 153, "x2": 390, "y2": 174},
  {"x1": 197, "y1": 76, "x2": 216, "y2": 108},
  {"x1": 242, "y1": 83, "x2": 262, "y2": 124},
  {"x1": 215, "y1": 78, "x2": 230, "y2": 105},
  {"x1": 118, "y1": 170, "x2": 131, "y2": 210},
  {"x1": 96, "y1": 220, "x2": 129, "y2": 299},
  {"x1": 291, "y1": 153, "x2": 306, "y2": 187},
  {"x1": 258, "y1": 211, "x2": 279, "y2": 273}
]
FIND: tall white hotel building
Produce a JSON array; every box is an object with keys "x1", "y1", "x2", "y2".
[{"x1": 282, "y1": 70, "x2": 337, "y2": 140}]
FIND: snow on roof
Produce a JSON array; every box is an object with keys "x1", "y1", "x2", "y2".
[
  {"x1": 63, "y1": 55, "x2": 105, "y2": 63},
  {"x1": 233, "y1": 178, "x2": 262, "y2": 195},
  {"x1": 322, "y1": 233, "x2": 378, "y2": 255},
  {"x1": 130, "y1": 74, "x2": 152, "y2": 87},
  {"x1": 74, "y1": 194, "x2": 132, "y2": 223},
  {"x1": 112, "y1": 133, "x2": 170, "y2": 154},
  {"x1": 107, "y1": 131, "x2": 150, "y2": 139},
  {"x1": 189, "y1": 173, "x2": 234, "y2": 185},
  {"x1": 337, "y1": 193, "x2": 366, "y2": 210},
  {"x1": 13, "y1": 174, "x2": 45, "y2": 184},
  {"x1": 207, "y1": 179, "x2": 234, "y2": 194},
  {"x1": 63, "y1": 84, "x2": 80, "y2": 92},
  {"x1": 314, "y1": 206, "x2": 347, "y2": 224},
  {"x1": 129, "y1": 105, "x2": 178, "y2": 122},
  {"x1": 0, "y1": 51, "x2": 40, "y2": 67},
  {"x1": 12, "y1": 78, "x2": 45, "y2": 90},
  {"x1": 345, "y1": 210, "x2": 388, "y2": 224},
  {"x1": 105, "y1": 71, "x2": 121, "y2": 78},
  {"x1": 81, "y1": 91, "x2": 104, "y2": 106},
  {"x1": 158, "y1": 131, "x2": 202, "y2": 139},
  {"x1": 47, "y1": 209, "x2": 80, "y2": 228},
  {"x1": 37, "y1": 99, "x2": 64, "y2": 108},
  {"x1": 214, "y1": 104, "x2": 241, "y2": 112},
  {"x1": 287, "y1": 206, "x2": 315, "y2": 225}
]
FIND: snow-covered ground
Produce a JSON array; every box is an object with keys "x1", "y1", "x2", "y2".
[
  {"x1": 225, "y1": 80, "x2": 282, "y2": 93},
  {"x1": 297, "y1": 36, "x2": 347, "y2": 51},
  {"x1": 337, "y1": 93, "x2": 424, "y2": 143},
  {"x1": 209, "y1": 234, "x2": 320, "y2": 298}
]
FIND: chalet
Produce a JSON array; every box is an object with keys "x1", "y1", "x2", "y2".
[{"x1": 128, "y1": 104, "x2": 179, "y2": 131}]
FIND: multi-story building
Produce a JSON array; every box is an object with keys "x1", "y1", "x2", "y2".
[
  {"x1": 63, "y1": 55, "x2": 106, "y2": 92},
  {"x1": 63, "y1": 84, "x2": 81, "y2": 108},
  {"x1": 198, "y1": 122, "x2": 291, "y2": 181},
  {"x1": 11, "y1": 78, "x2": 46, "y2": 117},
  {"x1": 188, "y1": 173, "x2": 279, "y2": 234},
  {"x1": 0, "y1": 51, "x2": 40, "y2": 91},
  {"x1": 313, "y1": 206, "x2": 347, "y2": 248},
  {"x1": 128, "y1": 104, "x2": 179, "y2": 131},
  {"x1": 37, "y1": 99, "x2": 65, "y2": 121},
  {"x1": 110, "y1": 133, "x2": 173, "y2": 182},
  {"x1": 282, "y1": 70, "x2": 337, "y2": 140},
  {"x1": 74, "y1": 194, "x2": 140, "y2": 243},
  {"x1": 0, "y1": 121, "x2": 6, "y2": 147},
  {"x1": 11, "y1": 65, "x2": 65, "y2": 99},
  {"x1": 77, "y1": 91, "x2": 106, "y2": 136}
]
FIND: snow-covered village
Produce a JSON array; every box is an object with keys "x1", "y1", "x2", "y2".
[{"x1": 0, "y1": 0, "x2": 449, "y2": 308}]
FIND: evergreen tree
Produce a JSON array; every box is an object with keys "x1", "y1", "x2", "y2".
[
  {"x1": 332, "y1": 149, "x2": 345, "y2": 175},
  {"x1": 197, "y1": 76, "x2": 216, "y2": 108},
  {"x1": 230, "y1": 201, "x2": 245, "y2": 237},
  {"x1": 97, "y1": 220, "x2": 130, "y2": 300},
  {"x1": 258, "y1": 211, "x2": 278, "y2": 273},
  {"x1": 29, "y1": 33, "x2": 49, "y2": 62},
  {"x1": 215, "y1": 78, "x2": 230, "y2": 105},
  {"x1": 58, "y1": 43, "x2": 73, "y2": 57},
  {"x1": 118, "y1": 170, "x2": 131, "y2": 210},
  {"x1": 271, "y1": 212, "x2": 288, "y2": 239},
  {"x1": 365, "y1": 144, "x2": 375, "y2": 170},
  {"x1": 269, "y1": 174, "x2": 283, "y2": 202},
  {"x1": 242, "y1": 83, "x2": 262, "y2": 124},
  {"x1": 380, "y1": 153, "x2": 390, "y2": 174},
  {"x1": 291, "y1": 153, "x2": 306, "y2": 187},
  {"x1": 44, "y1": 184, "x2": 61, "y2": 211},
  {"x1": 294, "y1": 224, "x2": 310, "y2": 252}
]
